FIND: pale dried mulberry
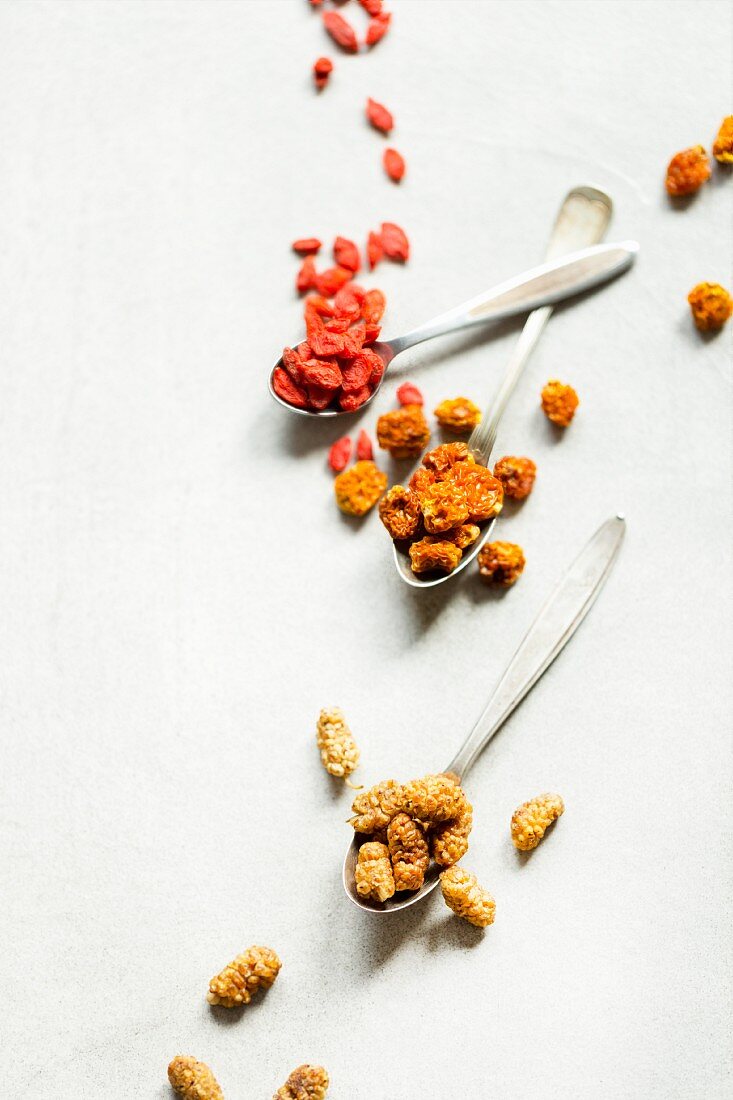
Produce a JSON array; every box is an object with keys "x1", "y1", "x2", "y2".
[
  {"x1": 408, "y1": 537, "x2": 462, "y2": 575},
  {"x1": 434, "y1": 396, "x2": 482, "y2": 433},
  {"x1": 511, "y1": 792, "x2": 564, "y2": 851},
  {"x1": 168, "y1": 1056, "x2": 223, "y2": 1100},
  {"x1": 402, "y1": 774, "x2": 466, "y2": 824},
  {"x1": 334, "y1": 460, "x2": 387, "y2": 516},
  {"x1": 274, "y1": 1064, "x2": 329, "y2": 1100},
  {"x1": 376, "y1": 405, "x2": 431, "y2": 458},
  {"x1": 349, "y1": 779, "x2": 404, "y2": 832},
  {"x1": 387, "y1": 813, "x2": 430, "y2": 891},
  {"x1": 540, "y1": 381, "x2": 579, "y2": 427},
  {"x1": 207, "y1": 945, "x2": 281, "y2": 1008},
  {"x1": 378, "y1": 485, "x2": 422, "y2": 540},
  {"x1": 687, "y1": 282, "x2": 733, "y2": 331},
  {"x1": 419, "y1": 480, "x2": 470, "y2": 534},
  {"x1": 477, "y1": 541, "x2": 525, "y2": 586},
  {"x1": 712, "y1": 116, "x2": 733, "y2": 163},
  {"x1": 431, "y1": 799, "x2": 473, "y2": 867},
  {"x1": 493, "y1": 456, "x2": 536, "y2": 500},
  {"x1": 440, "y1": 866, "x2": 495, "y2": 928},
  {"x1": 355, "y1": 841, "x2": 395, "y2": 902},
  {"x1": 316, "y1": 707, "x2": 359, "y2": 781}
]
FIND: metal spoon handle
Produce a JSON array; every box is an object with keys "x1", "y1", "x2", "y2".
[
  {"x1": 388, "y1": 241, "x2": 638, "y2": 356},
  {"x1": 444, "y1": 515, "x2": 626, "y2": 780}
]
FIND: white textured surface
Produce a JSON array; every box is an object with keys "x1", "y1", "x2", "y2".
[{"x1": 0, "y1": 2, "x2": 731, "y2": 1096}]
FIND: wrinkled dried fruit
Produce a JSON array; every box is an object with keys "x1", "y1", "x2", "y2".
[
  {"x1": 447, "y1": 523, "x2": 481, "y2": 549},
  {"x1": 315, "y1": 265, "x2": 353, "y2": 298},
  {"x1": 434, "y1": 396, "x2": 482, "y2": 433},
  {"x1": 282, "y1": 346, "x2": 306, "y2": 385},
  {"x1": 274, "y1": 1064, "x2": 330, "y2": 1100},
  {"x1": 361, "y1": 288, "x2": 386, "y2": 325},
  {"x1": 367, "y1": 230, "x2": 384, "y2": 270},
  {"x1": 396, "y1": 381, "x2": 423, "y2": 406},
  {"x1": 381, "y1": 221, "x2": 409, "y2": 262},
  {"x1": 355, "y1": 840, "x2": 395, "y2": 902},
  {"x1": 334, "y1": 460, "x2": 387, "y2": 515},
  {"x1": 328, "y1": 435, "x2": 352, "y2": 472},
  {"x1": 168, "y1": 1056, "x2": 223, "y2": 1100},
  {"x1": 419, "y1": 480, "x2": 470, "y2": 534},
  {"x1": 477, "y1": 541, "x2": 525, "y2": 586},
  {"x1": 440, "y1": 866, "x2": 496, "y2": 928},
  {"x1": 366, "y1": 12, "x2": 391, "y2": 46},
  {"x1": 358, "y1": 0, "x2": 383, "y2": 15},
  {"x1": 316, "y1": 706, "x2": 360, "y2": 780},
  {"x1": 273, "y1": 366, "x2": 308, "y2": 409},
  {"x1": 388, "y1": 813, "x2": 430, "y2": 891},
  {"x1": 301, "y1": 359, "x2": 342, "y2": 392},
  {"x1": 493, "y1": 455, "x2": 537, "y2": 500},
  {"x1": 292, "y1": 238, "x2": 322, "y2": 255},
  {"x1": 377, "y1": 405, "x2": 431, "y2": 458},
  {"x1": 323, "y1": 9, "x2": 358, "y2": 52},
  {"x1": 511, "y1": 792, "x2": 565, "y2": 851},
  {"x1": 366, "y1": 97, "x2": 394, "y2": 134},
  {"x1": 383, "y1": 147, "x2": 405, "y2": 182},
  {"x1": 402, "y1": 774, "x2": 467, "y2": 823},
  {"x1": 356, "y1": 429, "x2": 373, "y2": 461},
  {"x1": 431, "y1": 799, "x2": 473, "y2": 867},
  {"x1": 207, "y1": 945, "x2": 281, "y2": 1008},
  {"x1": 350, "y1": 779, "x2": 405, "y2": 832},
  {"x1": 338, "y1": 386, "x2": 372, "y2": 412},
  {"x1": 447, "y1": 463, "x2": 504, "y2": 522},
  {"x1": 540, "y1": 380, "x2": 579, "y2": 427},
  {"x1": 306, "y1": 317, "x2": 345, "y2": 358},
  {"x1": 687, "y1": 282, "x2": 733, "y2": 331},
  {"x1": 333, "y1": 283, "x2": 364, "y2": 321},
  {"x1": 665, "y1": 145, "x2": 711, "y2": 197},
  {"x1": 333, "y1": 236, "x2": 361, "y2": 273},
  {"x1": 713, "y1": 116, "x2": 733, "y2": 163},
  {"x1": 340, "y1": 355, "x2": 370, "y2": 393},
  {"x1": 296, "y1": 256, "x2": 318, "y2": 293},
  {"x1": 408, "y1": 537, "x2": 462, "y2": 575},
  {"x1": 378, "y1": 484, "x2": 422, "y2": 540}
]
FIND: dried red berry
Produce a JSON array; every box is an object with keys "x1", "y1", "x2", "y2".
[
  {"x1": 308, "y1": 384, "x2": 335, "y2": 411},
  {"x1": 396, "y1": 382, "x2": 424, "y2": 406},
  {"x1": 383, "y1": 148, "x2": 405, "y2": 182},
  {"x1": 292, "y1": 238, "x2": 322, "y2": 255},
  {"x1": 306, "y1": 318, "x2": 346, "y2": 358},
  {"x1": 328, "y1": 435, "x2": 352, "y2": 472},
  {"x1": 358, "y1": 0, "x2": 383, "y2": 14},
  {"x1": 282, "y1": 347, "x2": 306, "y2": 385},
  {"x1": 366, "y1": 13, "x2": 391, "y2": 47},
  {"x1": 381, "y1": 221, "x2": 409, "y2": 262},
  {"x1": 304, "y1": 294, "x2": 335, "y2": 318},
  {"x1": 333, "y1": 237, "x2": 361, "y2": 273},
  {"x1": 367, "y1": 230, "x2": 384, "y2": 271},
  {"x1": 315, "y1": 266, "x2": 353, "y2": 297},
  {"x1": 341, "y1": 322, "x2": 367, "y2": 358},
  {"x1": 366, "y1": 97, "x2": 394, "y2": 134},
  {"x1": 296, "y1": 256, "x2": 317, "y2": 293},
  {"x1": 358, "y1": 347, "x2": 385, "y2": 385},
  {"x1": 323, "y1": 10, "x2": 358, "y2": 52},
  {"x1": 324, "y1": 316, "x2": 351, "y2": 334},
  {"x1": 313, "y1": 57, "x2": 333, "y2": 90},
  {"x1": 273, "y1": 366, "x2": 308, "y2": 409},
  {"x1": 339, "y1": 386, "x2": 372, "y2": 411},
  {"x1": 362, "y1": 288, "x2": 386, "y2": 325},
  {"x1": 340, "y1": 355, "x2": 372, "y2": 393},
  {"x1": 301, "y1": 358, "x2": 342, "y2": 391},
  {"x1": 364, "y1": 324, "x2": 381, "y2": 344},
  {"x1": 334, "y1": 283, "x2": 365, "y2": 321},
  {"x1": 357, "y1": 429, "x2": 374, "y2": 460}
]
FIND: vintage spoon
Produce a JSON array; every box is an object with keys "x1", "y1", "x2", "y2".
[
  {"x1": 268, "y1": 238, "x2": 638, "y2": 418},
  {"x1": 343, "y1": 512, "x2": 626, "y2": 914},
  {"x1": 394, "y1": 185, "x2": 618, "y2": 588}
]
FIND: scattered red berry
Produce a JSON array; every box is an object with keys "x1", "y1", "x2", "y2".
[
  {"x1": 313, "y1": 57, "x2": 333, "y2": 90},
  {"x1": 328, "y1": 436, "x2": 353, "y2": 472},
  {"x1": 367, "y1": 230, "x2": 384, "y2": 270},
  {"x1": 296, "y1": 256, "x2": 318, "y2": 293},
  {"x1": 381, "y1": 221, "x2": 409, "y2": 262},
  {"x1": 292, "y1": 238, "x2": 322, "y2": 256},
  {"x1": 366, "y1": 97, "x2": 394, "y2": 134},
  {"x1": 356, "y1": 430, "x2": 374, "y2": 460},
  {"x1": 358, "y1": 0, "x2": 383, "y2": 14},
  {"x1": 396, "y1": 382, "x2": 424, "y2": 406},
  {"x1": 333, "y1": 236, "x2": 361, "y2": 273},
  {"x1": 383, "y1": 148, "x2": 405, "y2": 182},
  {"x1": 323, "y1": 10, "x2": 358, "y2": 52},
  {"x1": 366, "y1": 13, "x2": 391, "y2": 46}
]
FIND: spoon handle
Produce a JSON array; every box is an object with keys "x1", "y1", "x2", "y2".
[
  {"x1": 444, "y1": 515, "x2": 626, "y2": 781},
  {"x1": 387, "y1": 241, "x2": 638, "y2": 356}
]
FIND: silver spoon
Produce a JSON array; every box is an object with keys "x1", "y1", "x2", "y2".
[
  {"x1": 268, "y1": 237, "x2": 638, "y2": 418},
  {"x1": 393, "y1": 184, "x2": 617, "y2": 589},
  {"x1": 343, "y1": 512, "x2": 626, "y2": 914}
]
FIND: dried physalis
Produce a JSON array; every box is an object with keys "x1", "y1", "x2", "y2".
[
  {"x1": 440, "y1": 866, "x2": 496, "y2": 928},
  {"x1": 665, "y1": 145, "x2": 711, "y2": 196},
  {"x1": 334, "y1": 460, "x2": 388, "y2": 516},
  {"x1": 168, "y1": 1056, "x2": 223, "y2": 1100},
  {"x1": 349, "y1": 779, "x2": 405, "y2": 833},
  {"x1": 355, "y1": 841, "x2": 396, "y2": 902},
  {"x1": 274, "y1": 1064, "x2": 330, "y2": 1100},
  {"x1": 408, "y1": 537, "x2": 463, "y2": 576},
  {"x1": 540, "y1": 380, "x2": 579, "y2": 427},
  {"x1": 493, "y1": 456, "x2": 536, "y2": 501},
  {"x1": 434, "y1": 396, "x2": 482, "y2": 433},
  {"x1": 207, "y1": 946, "x2": 281, "y2": 1008},
  {"x1": 712, "y1": 116, "x2": 733, "y2": 162},
  {"x1": 687, "y1": 282, "x2": 733, "y2": 331},
  {"x1": 387, "y1": 813, "x2": 430, "y2": 891},
  {"x1": 316, "y1": 707, "x2": 360, "y2": 786},
  {"x1": 511, "y1": 792, "x2": 565, "y2": 851},
  {"x1": 376, "y1": 405, "x2": 431, "y2": 458},
  {"x1": 378, "y1": 485, "x2": 422, "y2": 540},
  {"x1": 477, "y1": 541, "x2": 525, "y2": 587}
]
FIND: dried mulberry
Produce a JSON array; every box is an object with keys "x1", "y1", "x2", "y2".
[
  {"x1": 440, "y1": 866, "x2": 495, "y2": 928},
  {"x1": 477, "y1": 541, "x2": 525, "y2": 586},
  {"x1": 274, "y1": 1064, "x2": 330, "y2": 1100},
  {"x1": 665, "y1": 145, "x2": 711, "y2": 196},
  {"x1": 687, "y1": 282, "x2": 733, "y2": 331},
  {"x1": 493, "y1": 455, "x2": 536, "y2": 500},
  {"x1": 712, "y1": 116, "x2": 733, "y2": 163},
  {"x1": 540, "y1": 380, "x2": 579, "y2": 427},
  {"x1": 378, "y1": 485, "x2": 422, "y2": 540},
  {"x1": 349, "y1": 779, "x2": 404, "y2": 832},
  {"x1": 334, "y1": 460, "x2": 387, "y2": 516},
  {"x1": 207, "y1": 945, "x2": 281, "y2": 1008},
  {"x1": 355, "y1": 841, "x2": 396, "y2": 902},
  {"x1": 168, "y1": 1056, "x2": 223, "y2": 1100},
  {"x1": 316, "y1": 707, "x2": 359, "y2": 782},
  {"x1": 419, "y1": 481, "x2": 470, "y2": 534},
  {"x1": 387, "y1": 813, "x2": 430, "y2": 891},
  {"x1": 434, "y1": 396, "x2": 482, "y2": 433},
  {"x1": 408, "y1": 537, "x2": 462, "y2": 575},
  {"x1": 447, "y1": 463, "x2": 504, "y2": 522},
  {"x1": 402, "y1": 774, "x2": 466, "y2": 824},
  {"x1": 376, "y1": 405, "x2": 431, "y2": 458},
  {"x1": 431, "y1": 799, "x2": 473, "y2": 867},
  {"x1": 511, "y1": 792, "x2": 564, "y2": 851}
]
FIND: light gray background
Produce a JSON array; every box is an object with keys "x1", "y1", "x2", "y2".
[{"x1": 0, "y1": 1, "x2": 731, "y2": 1097}]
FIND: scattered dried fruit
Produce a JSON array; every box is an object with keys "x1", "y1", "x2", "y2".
[
  {"x1": 420, "y1": 480, "x2": 470, "y2": 534},
  {"x1": 376, "y1": 405, "x2": 431, "y2": 458},
  {"x1": 477, "y1": 541, "x2": 525, "y2": 586},
  {"x1": 493, "y1": 455, "x2": 537, "y2": 500},
  {"x1": 333, "y1": 236, "x2": 361, "y2": 273},
  {"x1": 349, "y1": 779, "x2": 405, "y2": 832},
  {"x1": 446, "y1": 463, "x2": 504, "y2": 522},
  {"x1": 540, "y1": 380, "x2": 579, "y2": 427},
  {"x1": 366, "y1": 97, "x2": 394, "y2": 134},
  {"x1": 323, "y1": 9, "x2": 358, "y2": 52},
  {"x1": 316, "y1": 706, "x2": 360, "y2": 782},
  {"x1": 358, "y1": 0, "x2": 384, "y2": 15},
  {"x1": 207, "y1": 946, "x2": 281, "y2": 1008},
  {"x1": 687, "y1": 282, "x2": 733, "y2": 331},
  {"x1": 422, "y1": 441, "x2": 473, "y2": 476},
  {"x1": 434, "y1": 396, "x2": 482, "y2": 433},
  {"x1": 274, "y1": 1064, "x2": 330, "y2": 1100},
  {"x1": 292, "y1": 238, "x2": 322, "y2": 256},
  {"x1": 168, "y1": 1056, "x2": 223, "y2": 1100},
  {"x1": 402, "y1": 773, "x2": 466, "y2": 823},
  {"x1": 313, "y1": 57, "x2": 333, "y2": 90},
  {"x1": 314, "y1": 265, "x2": 353, "y2": 298},
  {"x1": 440, "y1": 866, "x2": 496, "y2": 928},
  {"x1": 431, "y1": 799, "x2": 473, "y2": 866},
  {"x1": 381, "y1": 221, "x2": 410, "y2": 261},
  {"x1": 366, "y1": 12, "x2": 392, "y2": 47},
  {"x1": 511, "y1": 792, "x2": 565, "y2": 851},
  {"x1": 378, "y1": 484, "x2": 422, "y2": 540},
  {"x1": 356, "y1": 429, "x2": 374, "y2": 461},
  {"x1": 388, "y1": 813, "x2": 430, "y2": 891},
  {"x1": 273, "y1": 366, "x2": 308, "y2": 409},
  {"x1": 361, "y1": 288, "x2": 386, "y2": 325},
  {"x1": 355, "y1": 840, "x2": 396, "y2": 902},
  {"x1": 296, "y1": 256, "x2": 318, "y2": 293},
  {"x1": 327, "y1": 435, "x2": 352, "y2": 472},
  {"x1": 334, "y1": 460, "x2": 388, "y2": 516},
  {"x1": 712, "y1": 115, "x2": 733, "y2": 162},
  {"x1": 408, "y1": 536, "x2": 463, "y2": 575},
  {"x1": 383, "y1": 147, "x2": 405, "y2": 182},
  {"x1": 665, "y1": 145, "x2": 711, "y2": 197},
  {"x1": 396, "y1": 381, "x2": 424, "y2": 406}
]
